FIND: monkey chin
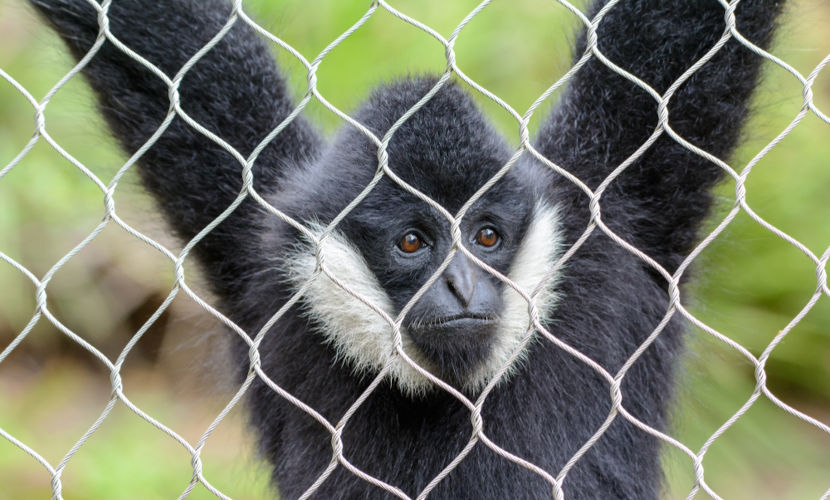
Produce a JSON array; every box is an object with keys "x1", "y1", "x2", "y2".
[{"x1": 405, "y1": 316, "x2": 499, "y2": 389}]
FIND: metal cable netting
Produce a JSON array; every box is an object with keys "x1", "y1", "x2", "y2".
[{"x1": 0, "y1": 0, "x2": 828, "y2": 498}]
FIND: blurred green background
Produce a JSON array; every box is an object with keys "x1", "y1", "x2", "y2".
[{"x1": 0, "y1": 0, "x2": 828, "y2": 498}]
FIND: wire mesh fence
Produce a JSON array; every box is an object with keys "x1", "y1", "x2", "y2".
[{"x1": 1, "y1": 0, "x2": 829, "y2": 498}]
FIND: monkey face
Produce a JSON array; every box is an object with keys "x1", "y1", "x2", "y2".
[
  {"x1": 285, "y1": 178, "x2": 563, "y2": 396},
  {"x1": 378, "y1": 207, "x2": 527, "y2": 386}
]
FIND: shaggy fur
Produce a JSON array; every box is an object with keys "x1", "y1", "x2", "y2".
[{"x1": 31, "y1": 0, "x2": 784, "y2": 498}]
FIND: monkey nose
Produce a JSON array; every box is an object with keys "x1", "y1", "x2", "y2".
[{"x1": 444, "y1": 253, "x2": 478, "y2": 307}]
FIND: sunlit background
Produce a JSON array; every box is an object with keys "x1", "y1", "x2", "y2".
[{"x1": 0, "y1": 0, "x2": 828, "y2": 498}]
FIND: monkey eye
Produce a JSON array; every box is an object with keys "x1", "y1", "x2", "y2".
[
  {"x1": 398, "y1": 232, "x2": 424, "y2": 253},
  {"x1": 475, "y1": 227, "x2": 500, "y2": 248}
]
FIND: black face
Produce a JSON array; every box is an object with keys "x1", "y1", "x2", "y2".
[{"x1": 345, "y1": 182, "x2": 533, "y2": 386}]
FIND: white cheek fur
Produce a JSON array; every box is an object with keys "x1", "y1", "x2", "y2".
[{"x1": 284, "y1": 203, "x2": 563, "y2": 397}]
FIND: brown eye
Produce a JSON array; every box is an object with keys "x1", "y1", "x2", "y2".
[
  {"x1": 398, "y1": 232, "x2": 423, "y2": 253},
  {"x1": 476, "y1": 227, "x2": 499, "y2": 247}
]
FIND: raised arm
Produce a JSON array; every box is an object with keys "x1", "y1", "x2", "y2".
[
  {"x1": 538, "y1": 0, "x2": 783, "y2": 272},
  {"x1": 30, "y1": 0, "x2": 321, "y2": 295}
]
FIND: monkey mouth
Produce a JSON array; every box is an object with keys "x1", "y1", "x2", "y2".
[
  {"x1": 405, "y1": 314, "x2": 499, "y2": 385},
  {"x1": 421, "y1": 313, "x2": 497, "y2": 329}
]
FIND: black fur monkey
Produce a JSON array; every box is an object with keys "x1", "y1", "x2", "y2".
[{"x1": 31, "y1": 0, "x2": 783, "y2": 498}]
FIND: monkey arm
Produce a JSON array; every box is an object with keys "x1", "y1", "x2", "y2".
[
  {"x1": 537, "y1": 0, "x2": 783, "y2": 272},
  {"x1": 30, "y1": 0, "x2": 321, "y2": 295}
]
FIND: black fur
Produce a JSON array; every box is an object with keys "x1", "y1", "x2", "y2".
[{"x1": 30, "y1": 0, "x2": 784, "y2": 498}]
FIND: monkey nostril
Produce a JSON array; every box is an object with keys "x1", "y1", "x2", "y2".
[
  {"x1": 446, "y1": 273, "x2": 476, "y2": 307},
  {"x1": 443, "y1": 254, "x2": 479, "y2": 307}
]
